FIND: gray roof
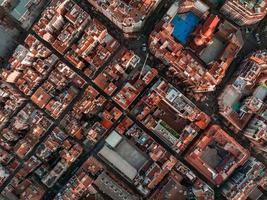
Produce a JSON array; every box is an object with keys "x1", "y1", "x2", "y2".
[
  {"x1": 94, "y1": 172, "x2": 139, "y2": 200},
  {"x1": 105, "y1": 131, "x2": 122, "y2": 148},
  {"x1": 201, "y1": 146, "x2": 222, "y2": 169},
  {"x1": 221, "y1": 85, "x2": 241, "y2": 107},
  {"x1": 254, "y1": 85, "x2": 267, "y2": 100},
  {"x1": 98, "y1": 145, "x2": 138, "y2": 180},
  {"x1": 248, "y1": 187, "x2": 263, "y2": 200},
  {"x1": 200, "y1": 37, "x2": 225, "y2": 64}
]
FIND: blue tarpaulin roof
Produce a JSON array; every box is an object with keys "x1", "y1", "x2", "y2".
[{"x1": 171, "y1": 12, "x2": 200, "y2": 44}]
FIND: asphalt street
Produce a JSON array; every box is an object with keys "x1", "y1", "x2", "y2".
[{"x1": 0, "y1": 0, "x2": 266, "y2": 199}]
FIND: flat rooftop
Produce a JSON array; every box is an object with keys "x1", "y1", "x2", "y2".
[
  {"x1": 0, "y1": 27, "x2": 19, "y2": 57},
  {"x1": 9, "y1": 0, "x2": 30, "y2": 20},
  {"x1": 221, "y1": 85, "x2": 241, "y2": 107},
  {"x1": 200, "y1": 141, "x2": 230, "y2": 169},
  {"x1": 99, "y1": 145, "x2": 138, "y2": 180},
  {"x1": 185, "y1": 125, "x2": 249, "y2": 185},
  {"x1": 100, "y1": 131, "x2": 148, "y2": 180},
  {"x1": 200, "y1": 36, "x2": 226, "y2": 64},
  {"x1": 116, "y1": 140, "x2": 147, "y2": 170}
]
